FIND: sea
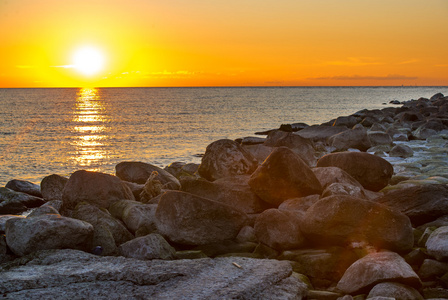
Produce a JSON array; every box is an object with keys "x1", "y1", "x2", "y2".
[{"x1": 1, "y1": 86, "x2": 447, "y2": 186}]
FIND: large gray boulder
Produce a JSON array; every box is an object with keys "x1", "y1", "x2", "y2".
[
  {"x1": 367, "y1": 131, "x2": 393, "y2": 147},
  {"x1": 295, "y1": 125, "x2": 349, "y2": 142},
  {"x1": 72, "y1": 203, "x2": 134, "y2": 247},
  {"x1": 119, "y1": 233, "x2": 176, "y2": 260},
  {"x1": 0, "y1": 249, "x2": 308, "y2": 299},
  {"x1": 254, "y1": 209, "x2": 305, "y2": 251},
  {"x1": 248, "y1": 147, "x2": 323, "y2": 207},
  {"x1": 425, "y1": 226, "x2": 448, "y2": 261},
  {"x1": 155, "y1": 191, "x2": 248, "y2": 245},
  {"x1": 302, "y1": 195, "x2": 414, "y2": 252},
  {"x1": 367, "y1": 282, "x2": 423, "y2": 300},
  {"x1": 198, "y1": 139, "x2": 258, "y2": 181},
  {"x1": 312, "y1": 167, "x2": 364, "y2": 190},
  {"x1": 389, "y1": 144, "x2": 414, "y2": 158},
  {"x1": 317, "y1": 152, "x2": 393, "y2": 192},
  {"x1": 376, "y1": 184, "x2": 448, "y2": 226},
  {"x1": 40, "y1": 174, "x2": 68, "y2": 201},
  {"x1": 5, "y1": 179, "x2": 42, "y2": 198},
  {"x1": 279, "y1": 247, "x2": 358, "y2": 287},
  {"x1": 116, "y1": 161, "x2": 181, "y2": 189},
  {"x1": 264, "y1": 131, "x2": 317, "y2": 167},
  {"x1": 61, "y1": 170, "x2": 135, "y2": 212},
  {"x1": 0, "y1": 187, "x2": 45, "y2": 214},
  {"x1": 5, "y1": 214, "x2": 93, "y2": 256},
  {"x1": 180, "y1": 175, "x2": 271, "y2": 214},
  {"x1": 337, "y1": 251, "x2": 421, "y2": 294},
  {"x1": 328, "y1": 124, "x2": 371, "y2": 151},
  {"x1": 109, "y1": 200, "x2": 158, "y2": 234}
]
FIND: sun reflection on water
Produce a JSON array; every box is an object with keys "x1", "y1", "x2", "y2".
[{"x1": 71, "y1": 88, "x2": 110, "y2": 170}]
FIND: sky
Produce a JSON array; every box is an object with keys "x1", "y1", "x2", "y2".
[{"x1": 1, "y1": 0, "x2": 447, "y2": 87}]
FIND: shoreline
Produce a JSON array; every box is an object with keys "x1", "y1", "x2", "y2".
[{"x1": 1, "y1": 92, "x2": 448, "y2": 299}]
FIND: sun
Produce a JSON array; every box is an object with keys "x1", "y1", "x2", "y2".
[{"x1": 72, "y1": 46, "x2": 105, "y2": 76}]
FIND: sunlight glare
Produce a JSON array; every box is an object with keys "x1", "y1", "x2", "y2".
[{"x1": 72, "y1": 47, "x2": 105, "y2": 76}]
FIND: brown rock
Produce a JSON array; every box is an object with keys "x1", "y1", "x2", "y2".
[
  {"x1": 302, "y1": 195, "x2": 414, "y2": 252},
  {"x1": 198, "y1": 139, "x2": 258, "y2": 181},
  {"x1": 254, "y1": 209, "x2": 305, "y2": 251},
  {"x1": 317, "y1": 152, "x2": 393, "y2": 192},
  {"x1": 155, "y1": 191, "x2": 248, "y2": 245},
  {"x1": 248, "y1": 147, "x2": 323, "y2": 206},
  {"x1": 61, "y1": 170, "x2": 135, "y2": 212}
]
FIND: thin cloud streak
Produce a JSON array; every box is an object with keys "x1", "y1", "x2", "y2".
[
  {"x1": 311, "y1": 74, "x2": 418, "y2": 81},
  {"x1": 323, "y1": 57, "x2": 383, "y2": 67}
]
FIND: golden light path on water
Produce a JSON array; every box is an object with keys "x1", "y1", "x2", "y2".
[{"x1": 71, "y1": 88, "x2": 109, "y2": 170}]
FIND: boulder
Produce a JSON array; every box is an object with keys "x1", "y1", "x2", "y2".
[
  {"x1": 198, "y1": 139, "x2": 258, "y2": 181},
  {"x1": 367, "y1": 282, "x2": 423, "y2": 300},
  {"x1": 119, "y1": 233, "x2": 176, "y2": 260},
  {"x1": 248, "y1": 147, "x2": 323, "y2": 206},
  {"x1": 367, "y1": 131, "x2": 393, "y2": 147},
  {"x1": 164, "y1": 162, "x2": 199, "y2": 180},
  {"x1": 264, "y1": 131, "x2": 317, "y2": 167},
  {"x1": 295, "y1": 125, "x2": 349, "y2": 142},
  {"x1": 155, "y1": 191, "x2": 248, "y2": 245},
  {"x1": 317, "y1": 152, "x2": 393, "y2": 192},
  {"x1": 376, "y1": 184, "x2": 448, "y2": 226},
  {"x1": 240, "y1": 136, "x2": 266, "y2": 145},
  {"x1": 40, "y1": 174, "x2": 69, "y2": 201},
  {"x1": 389, "y1": 144, "x2": 414, "y2": 158},
  {"x1": 0, "y1": 249, "x2": 308, "y2": 299},
  {"x1": 278, "y1": 195, "x2": 321, "y2": 215},
  {"x1": 280, "y1": 247, "x2": 358, "y2": 287},
  {"x1": 0, "y1": 187, "x2": 45, "y2": 214},
  {"x1": 425, "y1": 226, "x2": 448, "y2": 261},
  {"x1": 116, "y1": 161, "x2": 181, "y2": 189},
  {"x1": 254, "y1": 209, "x2": 305, "y2": 251},
  {"x1": 312, "y1": 167, "x2": 364, "y2": 190},
  {"x1": 5, "y1": 179, "x2": 42, "y2": 198},
  {"x1": 180, "y1": 176, "x2": 271, "y2": 214},
  {"x1": 242, "y1": 144, "x2": 274, "y2": 164},
  {"x1": 333, "y1": 116, "x2": 358, "y2": 127},
  {"x1": 321, "y1": 182, "x2": 367, "y2": 199},
  {"x1": 61, "y1": 170, "x2": 135, "y2": 212},
  {"x1": 122, "y1": 181, "x2": 144, "y2": 201},
  {"x1": 0, "y1": 215, "x2": 25, "y2": 233},
  {"x1": 27, "y1": 205, "x2": 59, "y2": 218},
  {"x1": 337, "y1": 251, "x2": 421, "y2": 294},
  {"x1": 418, "y1": 259, "x2": 448, "y2": 280},
  {"x1": 301, "y1": 195, "x2": 414, "y2": 252},
  {"x1": 109, "y1": 200, "x2": 158, "y2": 234},
  {"x1": 0, "y1": 235, "x2": 14, "y2": 264},
  {"x1": 328, "y1": 124, "x2": 371, "y2": 151},
  {"x1": 5, "y1": 214, "x2": 93, "y2": 256},
  {"x1": 236, "y1": 225, "x2": 257, "y2": 243},
  {"x1": 72, "y1": 203, "x2": 134, "y2": 247}
]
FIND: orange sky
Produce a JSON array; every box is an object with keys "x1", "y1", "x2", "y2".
[{"x1": 1, "y1": 0, "x2": 447, "y2": 87}]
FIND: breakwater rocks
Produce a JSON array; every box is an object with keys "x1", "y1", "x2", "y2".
[{"x1": 1, "y1": 93, "x2": 448, "y2": 299}]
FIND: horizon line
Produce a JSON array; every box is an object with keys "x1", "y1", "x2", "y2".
[{"x1": 1, "y1": 85, "x2": 448, "y2": 89}]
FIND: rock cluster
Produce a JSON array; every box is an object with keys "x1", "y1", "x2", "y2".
[{"x1": 1, "y1": 92, "x2": 448, "y2": 299}]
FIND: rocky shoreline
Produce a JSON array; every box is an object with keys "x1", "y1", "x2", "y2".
[{"x1": 1, "y1": 92, "x2": 448, "y2": 299}]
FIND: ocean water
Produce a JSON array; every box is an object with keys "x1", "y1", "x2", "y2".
[{"x1": 1, "y1": 86, "x2": 447, "y2": 186}]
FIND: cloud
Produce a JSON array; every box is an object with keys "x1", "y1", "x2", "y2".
[
  {"x1": 323, "y1": 57, "x2": 383, "y2": 67},
  {"x1": 144, "y1": 70, "x2": 199, "y2": 79},
  {"x1": 310, "y1": 74, "x2": 418, "y2": 80},
  {"x1": 435, "y1": 64, "x2": 448, "y2": 67},
  {"x1": 397, "y1": 59, "x2": 419, "y2": 65}
]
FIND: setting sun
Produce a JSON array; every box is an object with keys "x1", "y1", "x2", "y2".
[{"x1": 72, "y1": 46, "x2": 105, "y2": 77}]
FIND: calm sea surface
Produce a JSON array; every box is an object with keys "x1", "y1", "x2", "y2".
[{"x1": 1, "y1": 86, "x2": 447, "y2": 186}]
